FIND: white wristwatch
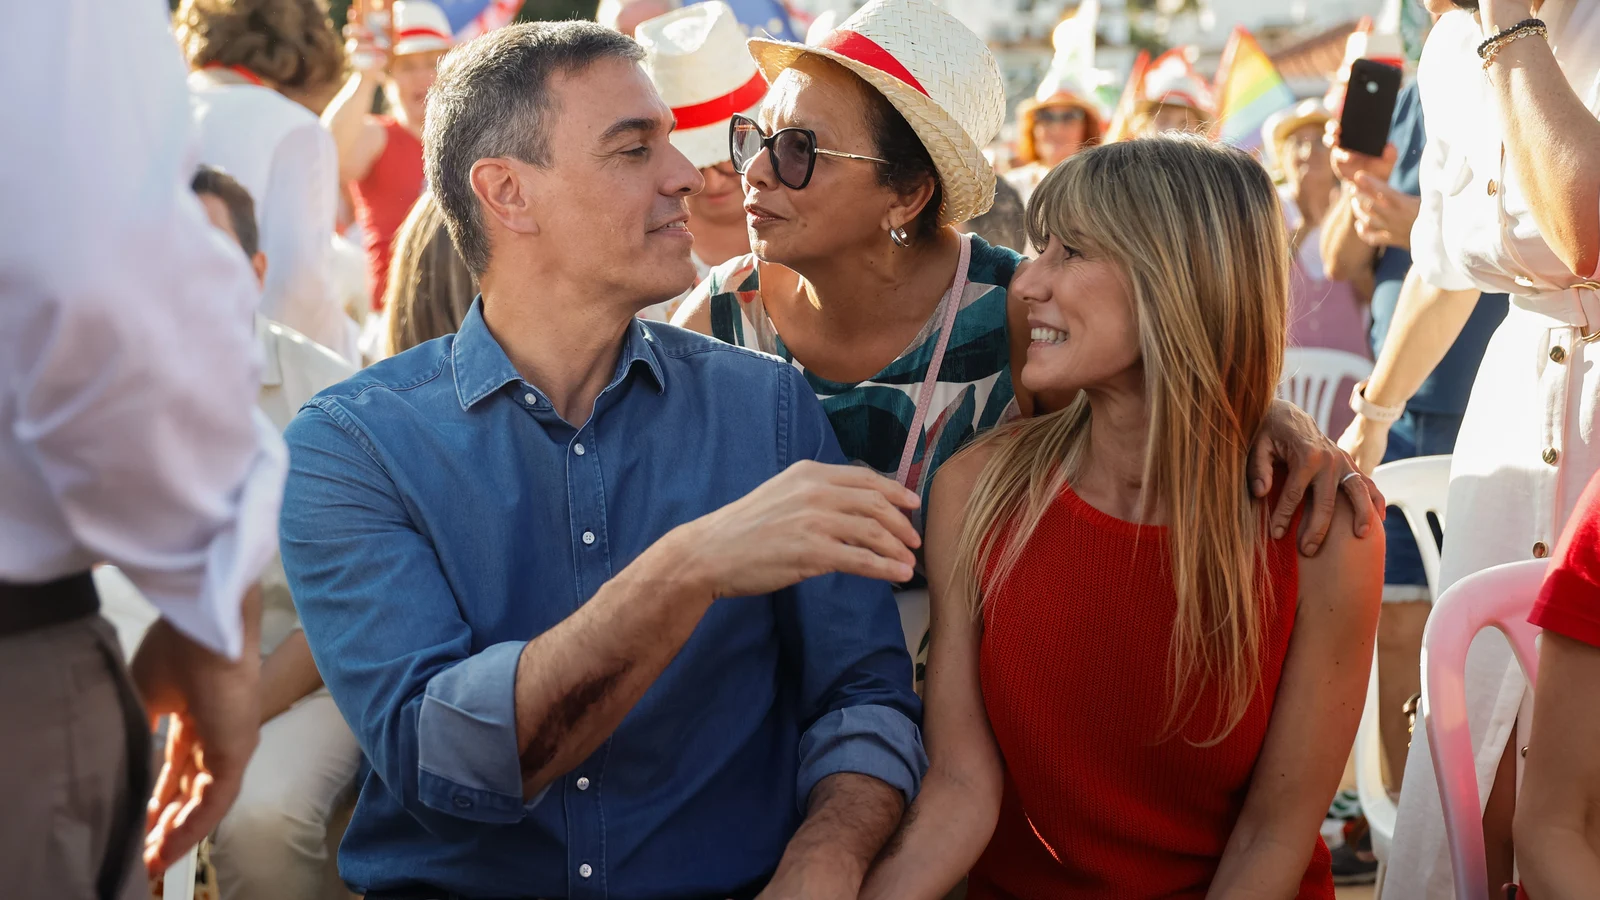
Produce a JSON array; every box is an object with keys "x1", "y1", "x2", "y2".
[{"x1": 1349, "y1": 380, "x2": 1406, "y2": 424}]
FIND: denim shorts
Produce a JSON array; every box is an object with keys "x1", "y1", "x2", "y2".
[{"x1": 1380, "y1": 410, "x2": 1462, "y2": 590}]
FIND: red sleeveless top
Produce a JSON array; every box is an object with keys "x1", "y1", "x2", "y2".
[
  {"x1": 968, "y1": 483, "x2": 1334, "y2": 900},
  {"x1": 350, "y1": 116, "x2": 425, "y2": 310}
]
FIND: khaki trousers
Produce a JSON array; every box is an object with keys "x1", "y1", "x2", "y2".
[{"x1": 0, "y1": 615, "x2": 150, "y2": 900}]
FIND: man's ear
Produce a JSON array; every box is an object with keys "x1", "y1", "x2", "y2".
[{"x1": 470, "y1": 158, "x2": 541, "y2": 238}]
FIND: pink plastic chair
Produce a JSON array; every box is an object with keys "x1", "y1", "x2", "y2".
[{"x1": 1420, "y1": 558, "x2": 1548, "y2": 900}]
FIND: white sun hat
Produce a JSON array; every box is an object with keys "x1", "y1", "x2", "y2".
[
  {"x1": 392, "y1": 1, "x2": 454, "y2": 56},
  {"x1": 1140, "y1": 51, "x2": 1214, "y2": 115},
  {"x1": 1261, "y1": 98, "x2": 1331, "y2": 176},
  {"x1": 747, "y1": 0, "x2": 1006, "y2": 225},
  {"x1": 638, "y1": 2, "x2": 766, "y2": 170}
]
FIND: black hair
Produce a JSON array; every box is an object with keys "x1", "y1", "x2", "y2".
[
  {"x1": 190, "y1": 165, "x2": 260, "y2": 257},
  {"x1": 862, "y1": 89, "x2": 943, "y2": 240}
]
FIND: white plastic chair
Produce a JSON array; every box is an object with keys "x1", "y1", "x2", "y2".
[
  {"x1": 1277, "y1": 348, "x2": 1373, "y2": 434},
  {"x1": 1353, "y1": 455, "x2": 1453, "y2": 882},
  {"x1": 162, "y1": 846, "x2": 198, "y2": 900},
  {"x1": 1421, "y1": 559, "x2": 1548, "y2": 900}
]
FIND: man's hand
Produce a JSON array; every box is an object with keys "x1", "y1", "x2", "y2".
[
  {"x1": 1250, "y1": 400, "x2": 1385, "y2": 555},
  {"x1": 131, "y1": 588, "x2": 263, "y2": 875},
  {"x1": 1350, "y1": 172, "x2": 1423, "y2": 250},
  {"x1": 1324, "y1": 120, "x2": 1398, "y2": 185},
  {"x1": 670, "y1": 461, "x2": 921, "y2": 598},
  {"x1": 1338, "y1": 414, "x2": 1392, "y2": 477}
]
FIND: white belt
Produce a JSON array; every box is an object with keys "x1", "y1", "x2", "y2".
[{"x1": 1511, "y1": 280, "x2": 1600, "y2": 338}]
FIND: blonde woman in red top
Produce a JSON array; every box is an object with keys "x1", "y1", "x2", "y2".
[{"x1": 861, "y1": 136, "x2": 1384, "y2": 899}]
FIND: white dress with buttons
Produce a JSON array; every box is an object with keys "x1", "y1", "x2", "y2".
[{"x1": 1387, "y1": 7, "x2": 1600, "y2": 898}]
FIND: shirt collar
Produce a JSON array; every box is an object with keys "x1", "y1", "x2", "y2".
[
  {"x1": 255, "y1": 314, "x2": 283, "y2": 388},
  {"x1": 452, "y1": 299, "x2": 667, "y2": 411}
]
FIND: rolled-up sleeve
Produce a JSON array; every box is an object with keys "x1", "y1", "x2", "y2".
[
  {"x1": 774, "y1": 364, "x2": 928, "y2": 810},
  {"x1": 279, "y1": 404, "x2": 536, "y2": 825},
  {"x1": 1410, "y1": 14, "x2": 1478, "y2": 293}
]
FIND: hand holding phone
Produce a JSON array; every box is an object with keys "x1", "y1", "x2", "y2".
[{"x1": 1337, "y1": 59, "x2": 1402, "y2": 158}]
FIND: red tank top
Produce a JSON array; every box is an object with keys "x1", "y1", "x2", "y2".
[
  {"x1": 350, "y1": 116, "x2": 425, "y2": 310},
  {"x1": 969, "y1": 482, "x2": 1334, "y2": 900}
]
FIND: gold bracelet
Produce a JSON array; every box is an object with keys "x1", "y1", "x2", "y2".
[{"x1": 1479, "y1": 20, "x2": 1548, "y2": 71}]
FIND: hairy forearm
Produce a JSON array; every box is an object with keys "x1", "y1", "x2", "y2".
[
  {"x1": 1322, "y1": 191, "x2": 1378, "y2": 283},
  {"x1": 766, "y1": 773, "x2": 906, "y2": 898},
  {"x1": 1363, "y1": 272, "x2": 1481, "y2": 409},
  {"x1": 258, "y1": 628, "x2": 323, "y2": 724},
  {"x1": 860, "y1": 769, "x2": 998, "y2": 900},
  {"x1": 1491, "y1": 35, "x2": 1600, "y2": 278},
  {"x1": 512, "y1": 525, "x2": 714, "y2": 799}
]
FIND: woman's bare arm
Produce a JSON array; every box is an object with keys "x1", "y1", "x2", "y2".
[
  {"x1": 860, "y1": 447, "x2": 1006, "y2": 900},
  {"x1": 1207, "y1": 498, "x2": 1382, "y2": 898},
  {"x1": 1514, "y1": 631, "x2": 1600, "y2": 898}
]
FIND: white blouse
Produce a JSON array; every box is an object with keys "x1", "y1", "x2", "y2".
[
  {"x1": 1412, "y1": 5, "x2": 1600, "y2": 296},
  {"x1": 189, "y1": 71, "x2": 359, "y2": 361}
]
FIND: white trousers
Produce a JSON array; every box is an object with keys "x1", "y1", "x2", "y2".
[
  {"x1": 211, "y1": 691, "x2": 362, "y2": 900},
  {"x1": 1386, "y1": 289, "x2": 1600, "y2": 898}
]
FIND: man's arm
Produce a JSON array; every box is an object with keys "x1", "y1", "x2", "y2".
[
  {"x1": 762, "y1": 774, "x2": 905, "y2": 900},
  {"x1": 281, "y1": 395, "x2": 923, "y2": 823}
]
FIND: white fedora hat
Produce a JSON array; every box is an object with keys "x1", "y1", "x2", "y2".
[
  {"x1": 392, "y1": 1, "x2": 453, "y2": 56},
  {"x1": 1141, "y1": 51, "x2": 1214, "y2": 115},
  {"x1": 638, "y1": 2, "x2": 766, "y2": 170},
  {"x1": 748, "y1": 0, "x2": 1006, "y2": 225}
]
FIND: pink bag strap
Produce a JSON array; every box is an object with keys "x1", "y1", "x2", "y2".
[{"x1": 894, "y1": 233, "x2": 973, "y2": 490}]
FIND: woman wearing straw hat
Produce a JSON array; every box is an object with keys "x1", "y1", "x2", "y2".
[
  {"x1": 1004, "y1": 87, "x2": 1103, "y2": 206},
  {"x1": 673, "y1": 0, "x2": 1380, "y2": 668}
]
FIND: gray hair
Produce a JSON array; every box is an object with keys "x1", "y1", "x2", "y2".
[{"x1": 423, "y1": 22, "x2": 644, "y2": 275}]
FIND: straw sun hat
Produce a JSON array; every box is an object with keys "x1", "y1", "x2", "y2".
[{"x1": 747, "y1": 0, "x2": 1006, "y2": 225}]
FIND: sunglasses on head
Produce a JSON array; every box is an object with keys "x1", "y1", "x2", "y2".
[
  {"x1": 1034, "y1": 107, "x2": 1087, "y2": 126},
  {"x1": 729, "y1": 113, "x2": 891, "y2": 190}
]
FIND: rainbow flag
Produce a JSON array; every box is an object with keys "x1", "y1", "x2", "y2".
[{"x1": 1211, "y1": 27, "x2": 1297, "y2": 151}]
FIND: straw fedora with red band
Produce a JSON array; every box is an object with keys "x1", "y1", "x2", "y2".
[
  {"x1": 639, "y1": 2, "x2": 766, "y2": 170},
  {"x1": 747, "y1": 0, "x2": 1006, "y2": 226},
  {"x1": 392, "y1": 1, "x2": 453, "y2": 56}
]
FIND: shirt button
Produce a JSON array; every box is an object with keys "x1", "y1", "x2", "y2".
[
  {"x1": 523, "y1": 392, "x2": 537, "y2": 405},
  {"x1": 576, "y1": 776, "x2": 590, "y2": 791},
  {"x1": 1487, "y1": 179, "x2": 1499, "y2": 196},
  {"x1": 1542, "y1": 447, "x2": 1560, "y2": 466},
  {"x1": 452, "y1": 795, "x2": 472, "y2": 809},
  {"x1": 1550, "y1": 345, "x2": 1567, "y2": 363},
  {"x1": 1533, "y1": 541, "x2": 1550, "y2": 559},
  {"x1": 579, "y1": 864, "x2": 593, "y2": 879},
  {"x1": 574, "y1": 442, "x2": 586, "y2": 456},
  {"x1": 582, "y1": 531, "x2": 596, "y2": 545}
]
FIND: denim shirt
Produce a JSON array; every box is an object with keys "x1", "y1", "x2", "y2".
[{"x1": 279, "y1": 303, "x2": 925, "y2": 899}]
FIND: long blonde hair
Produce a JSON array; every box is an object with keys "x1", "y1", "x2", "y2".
[
  {"x1": 385, "y1": 193, "x2": 477, "y2": 356},
  {"x1": 956, "y1": 136, "x2": 1289, "y2": 743}
]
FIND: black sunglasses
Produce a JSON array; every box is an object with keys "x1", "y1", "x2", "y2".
[
  {"x1": 729, "y1": 113, "x2": 891, "y2": 190},
  {"x1": 1034, "y1": 107, "x2": 1087, "y2": 126}
]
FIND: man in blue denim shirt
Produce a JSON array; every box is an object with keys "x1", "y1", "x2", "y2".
[{"x1": 279, "y1": 22, "x2": 926, "y2": 900}]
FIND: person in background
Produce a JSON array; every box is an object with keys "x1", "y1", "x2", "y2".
[
  {"x1": 860, "y1": 136, "x2": 1382, "y2": 900},
  {"x1": 1322, "y1": 64, "x2": 1507, "y2": 813},
  {"x1": 323, "y1": 1, "x2": 452, "y2": 313},
  {"x1": 383, "y1": 193, "x2": 476, "y2": 356},
  {"x1": 1263, "y1": 100, "x2": 1372, "y2": 441},
  {"x1": 280, "y1": 22, "x2": 927, "y2": 898},
  {"x1": 597, "y1": 0, "x2": 680, "y2": 36},
  {"x1": 635, "y1": 2, "x2": 761, "y2": 321},
  {"x1": 959, "y1": 178, "x2": 1027, "y2": 256},
  {"x1": 175, "y1": 0, "x2": 359, "y2": 363},
  {"x1": 674, "y1": 0, "x2": 1378, "y2": 685},
  {"x1": 1517, "y1": 468, "x2": 1600, "y2": 898},
  {"x1": 1003, "y1": 84, "x2": 1103, "y2": 205},
  {"x1": 187, "y1": 167, "x2": 362, "y2": 900},
  {"x1": 1126, "y1": 54, "x2": 1214, "y2": 138},
  {"x1": 1384, "y1": 2, "x2": 1600, "y2": 897},
  {"x1": 2, "y1": 0, "x2": 286, "y2": 892}
]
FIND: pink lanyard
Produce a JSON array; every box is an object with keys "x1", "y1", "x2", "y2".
[{"x1": 893, "y1": 234, "x2": 972, "y2": 490}]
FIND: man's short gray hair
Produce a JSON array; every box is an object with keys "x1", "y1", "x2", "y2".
[{"x1": 423, "y1": 22, "x2": 644, "y2": 275}]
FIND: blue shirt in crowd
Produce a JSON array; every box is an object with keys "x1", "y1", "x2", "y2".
[
  {"x1": 279, "y1": 303, "x2": 926, "y2": 899},
  {"x1": 1368, "y1": 81, "x2": 1507, "y2": 416}
]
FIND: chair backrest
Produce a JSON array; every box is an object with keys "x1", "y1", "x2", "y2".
[
  {"x1": 1421, "y1": 559, "x2": 1548, "y2": 900},
  {"x1": 1277, "y1": 348, "x2": 1373, "y2": 434},
  {"x1": 1372, "y1": 455, "x2": 1453, "y2": 597}
]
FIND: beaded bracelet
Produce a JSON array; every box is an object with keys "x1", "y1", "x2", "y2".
[{"x1": 1476, "y1": 18, "x2": 1547, "y2": 70}]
